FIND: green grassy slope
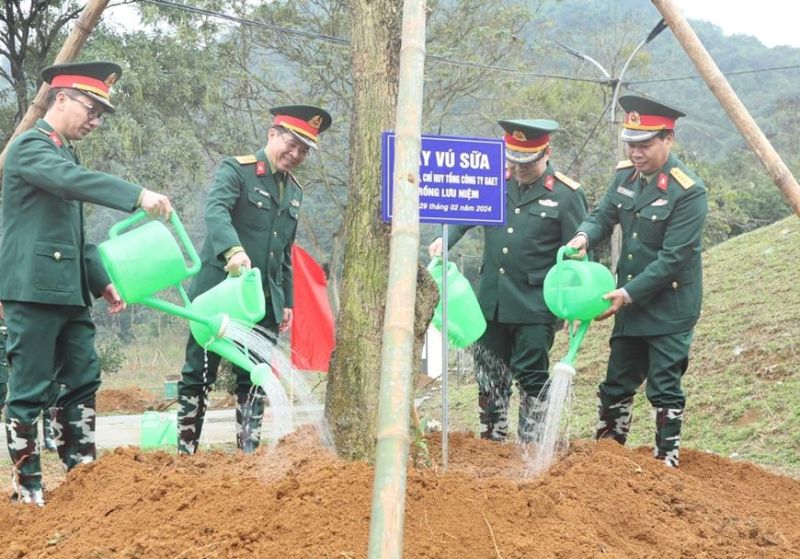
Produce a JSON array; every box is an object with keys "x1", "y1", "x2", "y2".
[{"x1": 421, "y1": 216, "x2": 800, "y2": 476}]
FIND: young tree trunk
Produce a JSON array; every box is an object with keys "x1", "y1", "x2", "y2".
[{"x1": 323, "y1": 0, "x2": 403, "y2": 461}]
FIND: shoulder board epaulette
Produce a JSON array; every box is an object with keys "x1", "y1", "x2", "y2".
[
  {"x1": 670, "y1": 167, "x2": 695, "y2": 190},
  {"x1": 234, "y1": 155, "x2": 257, "y2": 165},
  {"x1": 287, "y1": 171, "x2": 303, "y2": 189},
  {"x1": 616, "y1": 159, "x2": 634, "y2": 170},
  {"x1": 555, "y1": 171, "x2": 580, "y2": 190}
]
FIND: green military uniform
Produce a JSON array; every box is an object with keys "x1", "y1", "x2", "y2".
[
  {"x1": 0, "y1": 62, "x2": 143, "y2": 504},
  {"x1": 0, "y1": 318, "x2": 8, "y2": 420},
  {"x1": 177, "y1": 104, "x2": 331, "y2": 454},
  {"x1": 177, "y1": 150, "x2": 302, "y2": 453},
  {"x1": 575, "y1": 95, "x2": 707, "y2": 467},
  {"x1": 447, "y1": 119, "x2": 587, "y2": 442}
]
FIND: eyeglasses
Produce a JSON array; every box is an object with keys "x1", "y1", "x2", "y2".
[
  {"x1": 279, "y1": 132, "x2": 310, "y2": 158},
  {"x1": 65, "y1": 93, "x2": 104, "y2": 121}
]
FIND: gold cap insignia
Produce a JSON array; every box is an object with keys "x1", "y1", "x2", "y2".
[
  {"x1": 308, "y1": 115, "x2": 323, "y2": 130},
  {"x1": 104, "y1": 72, "x2": 118, "y2": 87},
  {"x1": 627, "y1": 111, "x2": 640, "y2": 125},
  {"x1": 512, "y1": 130, "x2": 528, "y2": 141}
]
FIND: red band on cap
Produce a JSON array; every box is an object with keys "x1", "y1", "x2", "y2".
[
  {"x1": 504, "y1": 133, "x2": 549, "y2": 153},
  {"x1": 624, "y1": 113, "x2": 675, "y2": 131},
  {"x1": 50, "y1": 75, "x2": 110, "y2": 99},
  {"x1": 273, "y1": 114, "x2": 319, "y2": 142}
]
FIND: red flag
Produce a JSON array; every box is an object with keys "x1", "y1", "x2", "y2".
[{"x1": 291, "y1": 245, "x2": 335, "y2": 372}]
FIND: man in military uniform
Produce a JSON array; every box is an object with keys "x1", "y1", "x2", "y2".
[
  {"x1": 0, "y1": 61, "x2": 173, "y2": 505},
  {"x1": 567, "y1": 95, "x2": 707, "y2": 468},
  {"x1": 176, "y1": 105, "x2": 332, "y2": 454},
  {"x1": 429, "y1": 119, "x2": 588, "y2": 442}
]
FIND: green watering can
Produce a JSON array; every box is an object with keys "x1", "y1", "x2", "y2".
[
  {"x1": 427, "y1": 257, "x2": 487, "y2": 348},
  {"x1": 140, "y1": 410, "x2": 177, "y2": 450},
  {"x1": 98, "y1": 211, "x2": 272, "y2": 385},
  {"x1": 543, "y1": 246, "x2": 616, "y2": 366}
]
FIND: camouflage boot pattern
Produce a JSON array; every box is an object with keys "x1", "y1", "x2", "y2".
[
  {"x1": 42, "y1": 412, "x2": 57, "y2": 452},
  {"x1": 517, "y1": 392, "x2": 546, "y2": 444},
  {"x1": 52, "y1": 404, "x2": 97, "y2": 471},
  {"x1": 654, "y1": 407, "x2": 683, "y2": 468},
  {"x1": 595, "y1": 393, "x2": 634, "y2": 444},
  {"x1": 5, "y1": 418, "x2": 44, "y2": 506},
  {"x1": 177, "y1": 393, "x2": 207, "y2": 455},
  {"x1": 235, "y1": 388, "x2": 266, "y2": 453},
  {"x1": 478, "y1": 389, "x2": 510, "y2": 442}
]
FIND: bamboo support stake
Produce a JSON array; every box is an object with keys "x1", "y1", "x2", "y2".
[
  {"x1": 367, "y1": 0, "x2": 426, "y2": 557},
  {"x1": 0, "y1": 0, "x2": 110, "y2": 175},
  {"x1": 651, "y1": 0, "x2": 800, "y2": 216}
]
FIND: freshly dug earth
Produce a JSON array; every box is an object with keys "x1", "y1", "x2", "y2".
[
  {"x1": 96, "y1": 387, "x2": 236, "y2": 414},
  {"x1": 1, "y1": 430, "x2": 799, "y2": 558}
]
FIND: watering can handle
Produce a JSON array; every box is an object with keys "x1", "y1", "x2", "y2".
[
  {"x1": 554, "y1": 246, "x2": 587, "y2": 315},
  {"x1": 109, "y1": 210, "x2": 202, "y2": 276},
  {"x1": 426, "y1": 255, "x2": 442, "y2": 273}
]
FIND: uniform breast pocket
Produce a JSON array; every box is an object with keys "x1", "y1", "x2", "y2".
[
  {"x1": 638, "y1": 205, "x2": 671, "y2": 245},
  {"x1": 526, "y1": 206, "x2": 559, "y2": 238},
  {"x1": 240, "y1": 190, "x2": 273, "y2": 231},
  {"x1": 33, "y1": 241, "x2": 76, "y2": 293}
]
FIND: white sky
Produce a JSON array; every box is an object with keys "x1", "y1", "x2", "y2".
[
  {"x1": 101, "y1": 1, "x2": 800, "y2": 49},
  {"x1": 673, "y1": 0, "x2": 800, "y2": 48}
]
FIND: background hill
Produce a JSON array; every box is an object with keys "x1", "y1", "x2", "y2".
[{"x1": 423, "y1": 215, "x2": 800, "y2": 476}]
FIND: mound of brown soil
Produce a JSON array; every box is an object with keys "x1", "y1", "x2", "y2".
[
  {"x1": 1, "y1": 430, "x2": 798, "y2": 558},
  {"x1": 96, "y1": 387, "x2": 160, "y2": 414}
]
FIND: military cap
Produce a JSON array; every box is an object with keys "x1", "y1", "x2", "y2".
[
  {"x1": 41, "y1": 61, "x2": 122, "y2": 113},
  {"x1": 270, "y1": 105, "x2": 332, "y2": 150},
  {"x1": 619, "y1": 94, "x2": 685, "y2": 142},
  {"x1": 497, "y1": 119, "x2": 559, "y2": 164}
]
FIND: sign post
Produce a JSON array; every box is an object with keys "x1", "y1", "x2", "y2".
[{"x1": 382, "y1": 132, "x2": 506, "y2": 469}]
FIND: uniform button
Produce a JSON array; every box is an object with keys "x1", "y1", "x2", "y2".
[
  {"x1": 626, "y1": 274, "x2": 633, "y2": 281},
  {"x1": 627, "y1": 254, "x2": 633, "y2": 260},
  {"x1": 269, "y1": 251, "x2": 274, "y2": 257},
  {"x1": 514, "y1": 208, "x2": 521, "y2": 214},
  {"x1": 540, "y1": 212, "x2": 546, "y2": 218},
  {"x1": 53, "y1": 251, "x2": 61, "y2": 261},
  {"x1": 634, "y1": 212, "x2": 640, "y2": 219},
  {"x1": 273, "y1": 231, "x2": 278, "y2": 237},
  {"x1": 507, "y1": 227, "x2": 514, "y2": 234},
  {"x1": 257, "y1": 201, "x2": 263, "y2": 208},
  {"x1": 632, "y1": 232, "x2": 638, "y2": 239},
  {"x1": 672, "y1": 281, "x2": 679, "y2": 289},
  {"x1": 502, "y1": 247, "x2": 508, "y2": 254},
  {"x1": 651, "y1": 215, "x2": 658, "y2": 222},
  {"x1": 499, "y1": 267, "x2": 505, "y2": 274},
  {"x1": 617, "y1": 203, "x2": 622, "y2": 208}
]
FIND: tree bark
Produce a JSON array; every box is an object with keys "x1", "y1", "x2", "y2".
[{"x1": 324, "y1": 0, "x2": 404, "y2": 460}]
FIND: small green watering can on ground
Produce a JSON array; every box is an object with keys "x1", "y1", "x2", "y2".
[
  {"x1": 140, "y1": 410, "x2": 177, "y2": 450},
  {"x1": 427, "y1": 257, "x2": 487, "y2": 348}
]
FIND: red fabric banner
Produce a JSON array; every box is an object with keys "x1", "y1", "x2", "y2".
[{"x1": 290, "y1": 245, "x2": 335, "y2": 372}]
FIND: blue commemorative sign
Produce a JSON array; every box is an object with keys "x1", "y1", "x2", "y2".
[{"x1": 381, "y1": 132, "x2": 506, "y2": 226}]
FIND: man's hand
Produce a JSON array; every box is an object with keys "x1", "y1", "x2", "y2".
[
  {"x1": 224, "y1": 251, "x2": 251, "y2": 277},
  {"x1": 279, "y1": 308, "x2": 293, "y2": 333},
  {"x1": 0, "y1": 300, "x2": 4, "y2": 320},
  {"x1": 566, "y1": 234, "x2": 588, "y2": 259},
  {"x1": 595, "y1": 289, "x2": 627, "y2": 321},
  {"x1": 139, "y1": 189, "x2": 173, "y2": 219},
  {"x1": 101, "y1": 284, "x2": 126, "y2": 314},
  {"x1": 428, "y1": 237, "x2": 443, "y2": 258}
]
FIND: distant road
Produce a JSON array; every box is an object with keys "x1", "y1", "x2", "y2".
[{"x1": 0, "y1": 405, "x2": 324, "y2": 459}]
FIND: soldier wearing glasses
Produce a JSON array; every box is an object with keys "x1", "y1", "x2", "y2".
[
  {"x1": 0, "y1": 61, "x2": 172, "y2": 505},
  {"x1": 176, "y1": 105, "x2": 332, "y2": 455},
  {"x1": 429, "y1": 120, "x2": 588, "y2": 443}
]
